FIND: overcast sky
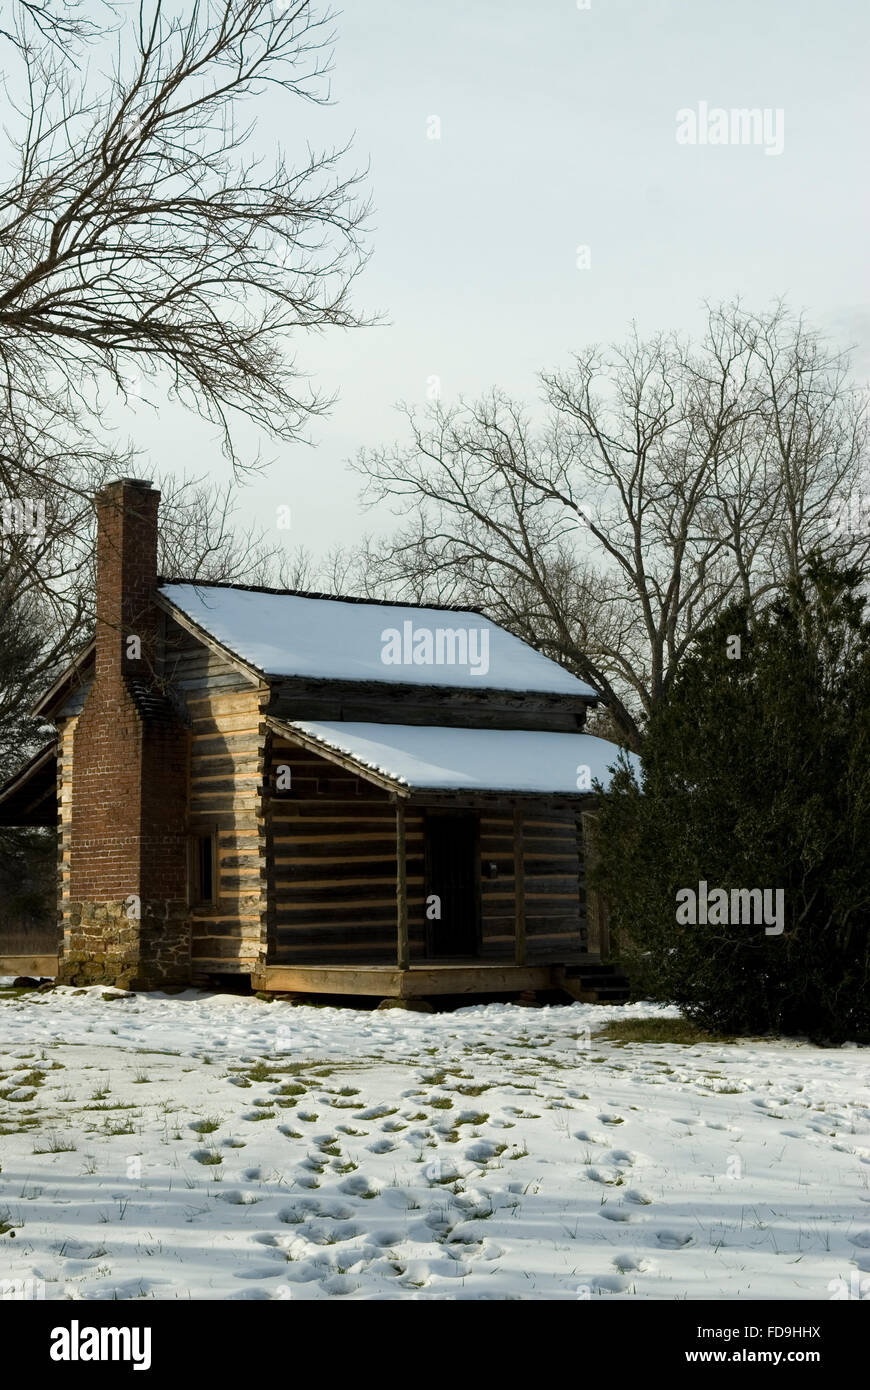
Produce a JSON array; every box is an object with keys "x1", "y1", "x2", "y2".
[{"x1": 117, "y1": 0, "x2": 870, "y2": 561}]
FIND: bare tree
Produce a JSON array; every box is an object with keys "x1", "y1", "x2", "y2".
[
  {"x1": 354, "y1": 302, "x2": 869, "y2": 751},
  {"x1": 0, "y1": 0, "x2": 370, "y2": 744},
  {"x1": 0, "y1": 0, "x2": 368, "y2": 493},
  {"x1": 0, "y1": 2, "x2": 102, "y2": 54}
]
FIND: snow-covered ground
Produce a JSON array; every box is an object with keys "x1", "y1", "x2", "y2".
[{"x1": 0, "y1": 987, "x2": 868, "y2": 1301}]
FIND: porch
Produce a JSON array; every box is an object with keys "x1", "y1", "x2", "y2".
[{"x1": 250, "y1": 960, "x2": 571, "y2": 997}]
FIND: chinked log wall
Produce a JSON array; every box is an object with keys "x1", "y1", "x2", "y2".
[
  {"x1": 57, "y1": 693, "x2": 85, "y2": 962},
  {"x1": 265, "y1": 737, "x2": 425, "y2": 964},
  {"x1": 265, "y1": 737, "x2": 586, "y2": 967},
  {"x1": 158, "y1": 623, "x2": 588, "y2": 973},
  {"x1": 479, "y1": 808, "x2": 586, "y2": 962},
  {"x1": 166, "y1": 625, "x2": 269, "y2": 974}
]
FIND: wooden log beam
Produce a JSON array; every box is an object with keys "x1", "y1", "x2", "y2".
[
  {"x1": 396, "y1": 800, "x2": 409, "y2": 970},
  {"x1": 251, "y1": 963, "x2": 559, "y2": 997},
  {"x1": 0, "y1": 955, "x2": 58, "y2": 977},
  {"x1": 513, "y1": 804, "x2": 526, "y2": 967}
]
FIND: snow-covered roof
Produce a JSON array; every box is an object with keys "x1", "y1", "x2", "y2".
[
  {"x1": 159, "y1": 583, "x2": 597, "y2": 697},
  {"x1": 284, "y1": 720, "x2": 638, "y2": 794}
]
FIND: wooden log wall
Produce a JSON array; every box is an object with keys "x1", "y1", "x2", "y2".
[
  {"x1": 56, "y1": 628, "x2": 589, "y2": 975},
  {"x1": 57, "y1": 712, "x2": 78, "y2": 953},
  {"x1": 265, "y1": 738, "x2": 586, "y2": 967},
  {"x1": 164, "y1": 623, "x2": 269, "y2": 973},
  {"x1": 479, "y1": 807, "x2": 586, "y2": 962},
  {"x1": 265, "y1": 736, "x2": 425, "y2": 964}
]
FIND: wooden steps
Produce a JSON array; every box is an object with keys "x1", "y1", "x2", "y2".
[{"x1": 560, "y1": 961, "x2": 631, "y2": 1003}]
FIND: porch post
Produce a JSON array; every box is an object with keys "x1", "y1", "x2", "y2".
[
  {"x1": 581, "y1": 810, "x2": 608, "y2": 957},
  {"x1": 396, "y1": 800, "x2": 409, "y2": 970},
  {"x1": 513, "y1": 804, "x2": 526, "y2": 966}
]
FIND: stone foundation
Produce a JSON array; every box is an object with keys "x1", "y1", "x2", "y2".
[{"x1": 58, "y1": 900, "x2": 191, "y2": 989}]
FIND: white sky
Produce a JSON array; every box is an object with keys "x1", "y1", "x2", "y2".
[{"x1": 38, "y1": 1, "x2": 870, "y2": 558}]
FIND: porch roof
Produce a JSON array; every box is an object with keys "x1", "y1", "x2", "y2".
[{"x1": 277, "y1": 719, "x2": 638, "y2": 796}]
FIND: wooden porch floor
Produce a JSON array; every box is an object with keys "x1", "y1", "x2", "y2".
[
  {"x1": 0, "y1": 955, "x2": 597, "y2": 1000},
  {"x1": 251, "y1": 961, "x2": 577, "y2": 997}
]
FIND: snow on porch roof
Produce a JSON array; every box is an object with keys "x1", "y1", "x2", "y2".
[
  {"x1": 285, "y1": 721, "x2": 640, "y2": 795},
  {"x1": 158, "y1": 583, "x2": 597, "y2": 697}
]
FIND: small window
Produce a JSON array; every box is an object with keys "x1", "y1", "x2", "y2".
[{"x1": 189, "y1": 830, "x2": 217, "y2": 906}]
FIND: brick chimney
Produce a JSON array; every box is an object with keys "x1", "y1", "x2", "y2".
[
  {"x1": 93, "y1": 478, "x2": 160, "y2": 686},
  {"x1": 63, "y1": 480, "x2": 191, "y2": 988}
]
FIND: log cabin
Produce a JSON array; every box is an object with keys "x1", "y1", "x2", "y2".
[{"x1": 0, "y1": 478, "x2": 637, "y2": 1001}]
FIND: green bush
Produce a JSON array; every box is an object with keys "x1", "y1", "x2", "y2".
[{"x1": 594, "y1": 556, "x2": 870, "y2": 1042}]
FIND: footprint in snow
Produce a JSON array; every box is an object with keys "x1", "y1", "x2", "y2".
[
  {"x1": 340, "y1": 1174, "x2": 379, "y2": 1199},
  {"x1": 613, "y1": 1254, "x2": 657, "y2": 1273},
  {"x1": 464, "y1": 1140, "x2": 500, "y2": 1163},
  {"x1": 599, "y1": 1207, "x2": 633, "y2": 1223},
  {"x1": 53, "y1": 1240, "x2": 105, "y2": 1260},
  {"x1": 655, "y1": 1230, "x2": 694, "y2": 1248},
  {"x1": 606, "y1": 1149, "x2": 639, "y2": 1166},
  {"x1": 428, "y1": 1256, "x2": 473, "y2": 1278},
  {"x1": 368, "y1": 1138, "x2": 397, "y2": 1154},
  {"x1": 397, "y1": 1263, "x2": 431, "y2": 1288},
  {"x1": 585, "y1": 1167, "x2": 623, "y2": 1186},
  {"x1": 623, "y1": 1188, "x2": 654, "y2": 1206},
  {"x1": 320, "y1": 1274, "x2": 358, "y2": 1296},
  {"x1": 575, "y1": 1130, "x2": 608, "y2": 1144},
  {"x1": 298, "y1": 1221, "x2": 364, "y2": 1245},
  {"x1": 454, "y1": 1190, "x2": 495, "y2": 1219},
  {"x1": 589, "y1": 1274, "x2": 631, "y2": 1292},
  {"x1": 371, "y1": 1229, "x2": 407, "y2": 1247},
  {"x1": 315, "y1": 1200, "x2": 356, "y2": 1220},
  {"x1": 598, "y1": 1114, "x2": 625, "y2": 1126},
  {"x1": 300, "y1": 1155, "x2": 327, "y2": 1172}
]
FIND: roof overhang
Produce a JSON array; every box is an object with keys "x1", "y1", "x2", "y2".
[
  {"x1": 0, "y1": 741, "x2": 58, "y2": 825},
  {"x1": 154, "y1": 592, "x2": 267, "y2": 688},
  {"x1": 31, "y1": 638, "x2": 95, "y2": 719}
]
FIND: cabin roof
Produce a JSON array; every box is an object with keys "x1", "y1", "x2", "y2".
[
  {"x1": 275, "y1": 720, "x2": 637, "y2": 795},
  {"x1": 0, "y1": 740, "x2": 58, "y2": 825},
  {"x1": 158, "y1": 582, "x2": 598, "y2": 698}
]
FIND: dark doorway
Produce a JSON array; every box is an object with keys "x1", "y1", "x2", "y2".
[{"x1": 424, "y1": 812, "x2": 480, "y2": 958}]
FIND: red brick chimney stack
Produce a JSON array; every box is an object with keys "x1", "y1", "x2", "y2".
[
  {"x1": 93, "y1": 478, "x2": 159, "y2": 685},
  {"x1": 63, "y1": 479, "x2": 190, "y2": 989}
]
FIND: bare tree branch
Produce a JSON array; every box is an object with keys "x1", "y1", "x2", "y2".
[{"x1": 353, "y1": 303, "x2": 869, "y2": 751}]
